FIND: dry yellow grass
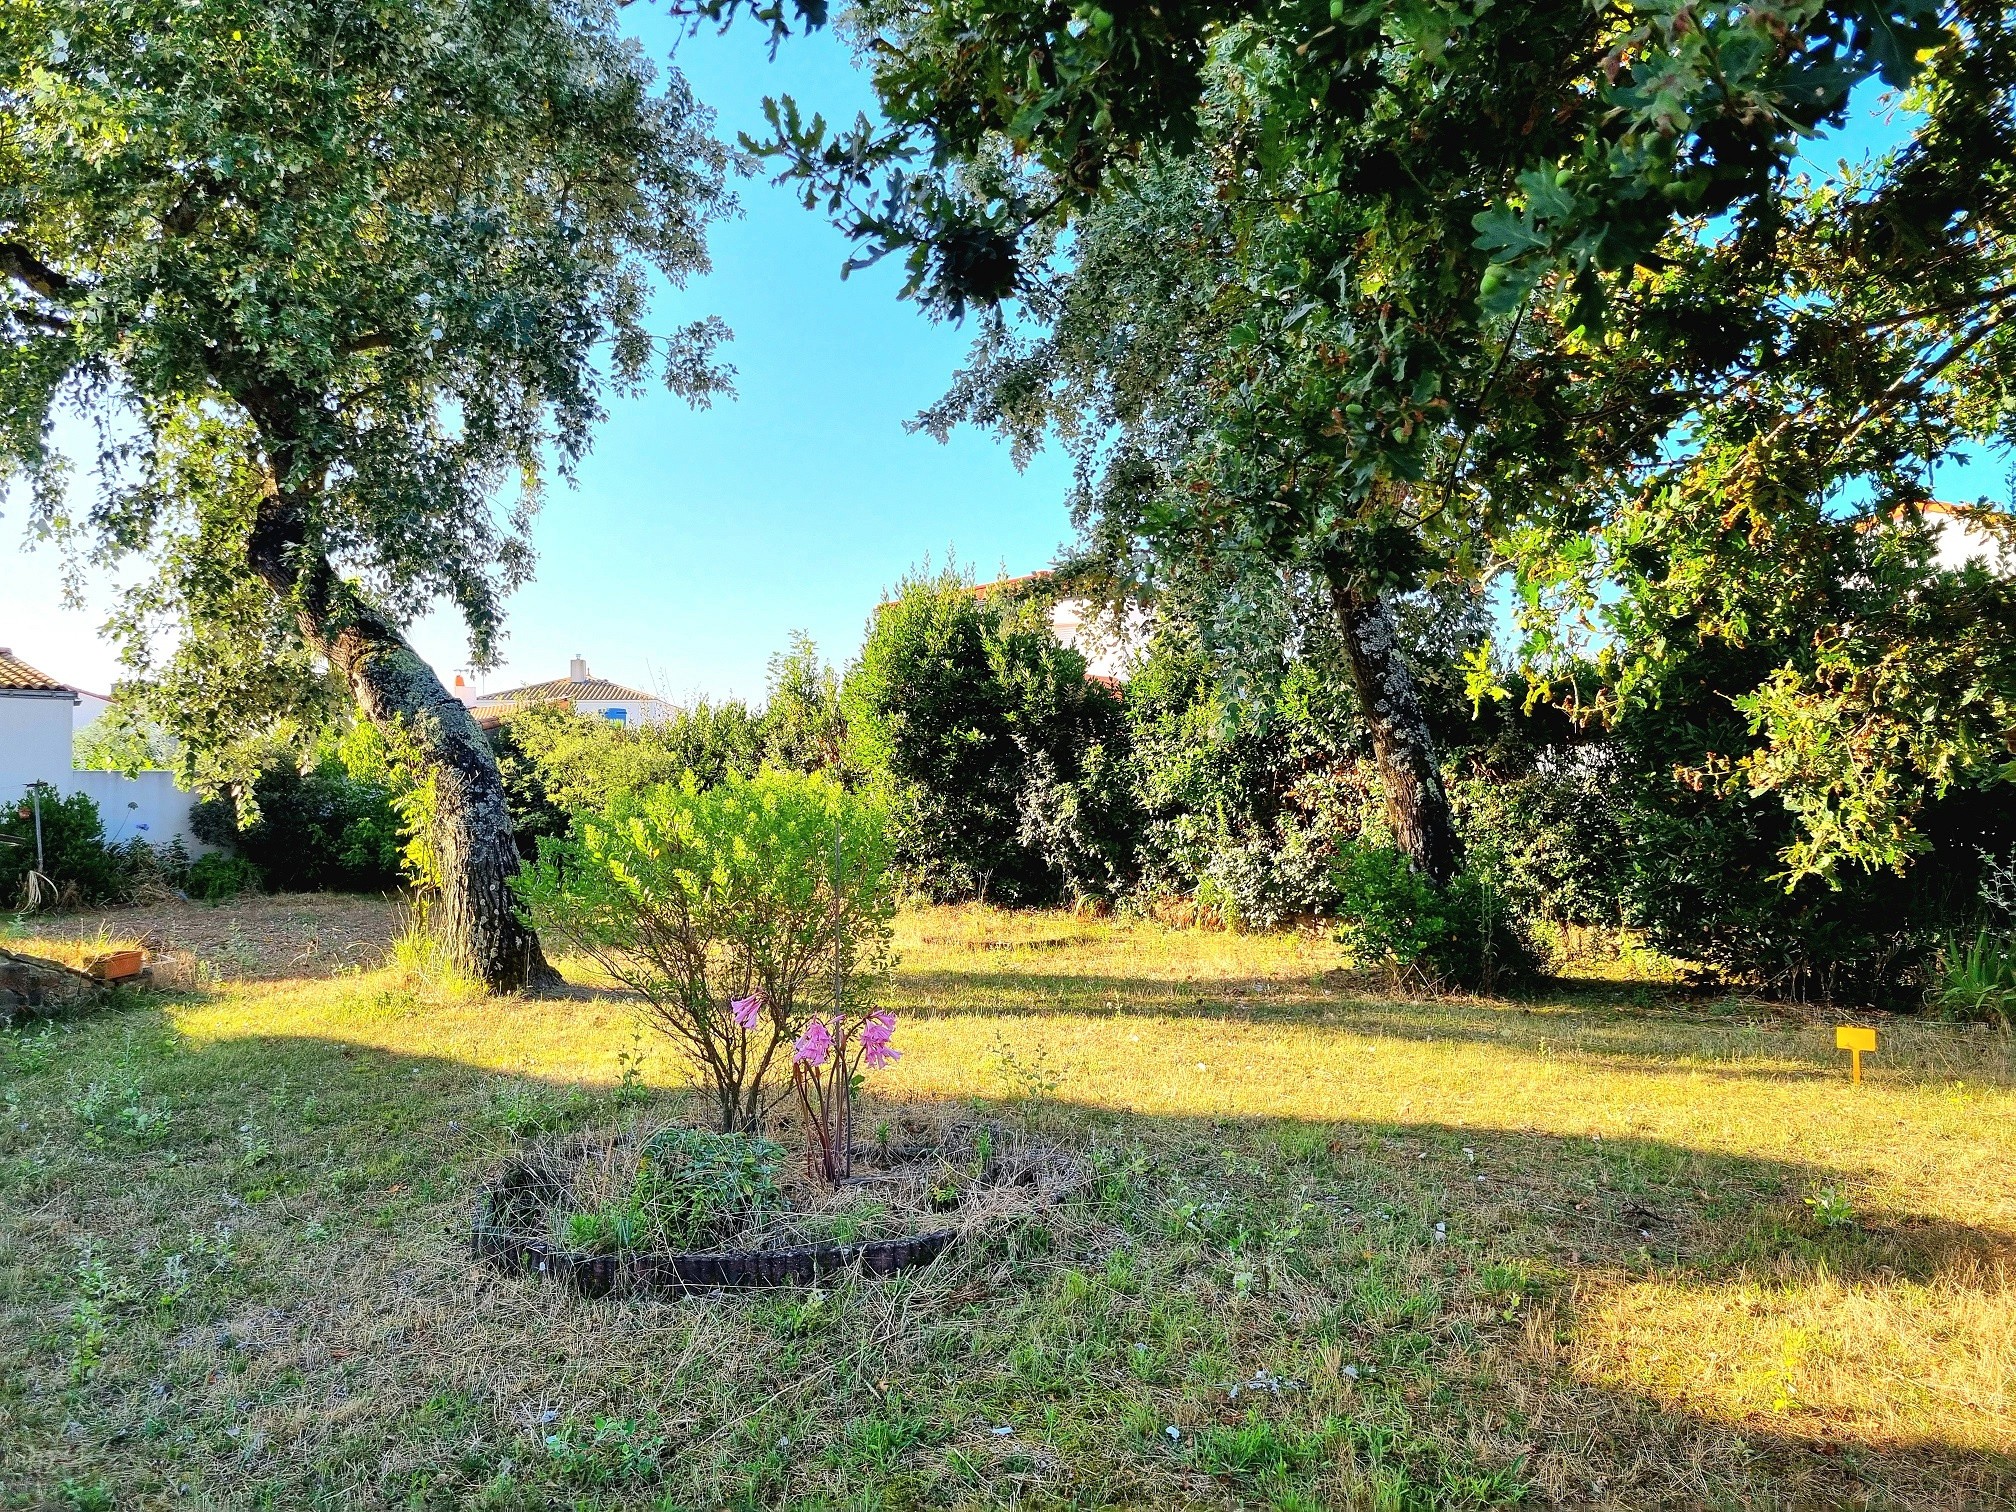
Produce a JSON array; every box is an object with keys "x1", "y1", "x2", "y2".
[{"x1": 5, "y1": 899, "x2": 2013, "y2": 1507}]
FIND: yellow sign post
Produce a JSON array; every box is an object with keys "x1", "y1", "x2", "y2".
[{"x1": 1835, "y1": 1025, "x2": 1877, "y2": 1084}]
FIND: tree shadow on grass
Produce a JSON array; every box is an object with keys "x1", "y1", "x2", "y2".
[
  {"x1": 5, "y1": 998, "x2": 2012, "y2": 1510},
  {"x1": 893, "y1": 964, "x2": 2016, "y2": 1091}
]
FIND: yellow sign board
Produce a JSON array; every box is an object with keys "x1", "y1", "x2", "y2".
[{"x1": 1835, "y1": 1025, "x2": 1877, "y2": 1083}]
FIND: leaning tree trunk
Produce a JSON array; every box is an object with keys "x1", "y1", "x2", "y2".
[
  {"x1": 1327, "y1": 578, "x2": 1462, "y2": 887},
  {"x1": 246, "y1": 490, "x2": 559, "y2": 993}
]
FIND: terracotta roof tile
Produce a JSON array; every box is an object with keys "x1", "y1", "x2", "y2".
[{"x1": 0, "y1": 649, "x2": 71, "y2": 694}]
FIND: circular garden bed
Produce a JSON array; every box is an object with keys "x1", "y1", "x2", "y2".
[{"x1": 473, "y1": 1114, "x2": 1086, "y2": 1298}]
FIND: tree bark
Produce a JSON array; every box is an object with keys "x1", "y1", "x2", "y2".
[
  {"x1": 244, "y1": 486, "x2": 559, "y2": 993},
  {"x1": 1328, "y1": 579, "x2": 1462, "y2": 886}
]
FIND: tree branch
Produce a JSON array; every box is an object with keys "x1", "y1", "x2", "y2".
[
  {"x1": 2, "y1": 302, "x2": 70, "y2": 334},
  {"x1": 0, "y1": 242, "x2": 73, "y2": 302}
]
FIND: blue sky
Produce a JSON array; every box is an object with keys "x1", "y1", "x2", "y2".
[{"x1": 4, "y1": 23, "x2": 2008, "y2": 702}]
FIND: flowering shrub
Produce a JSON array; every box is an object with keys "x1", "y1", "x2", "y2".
[
  {"x1": 513, "y1": 769, "x2": 896, "y2": 1132},
  {"x1": 793, "y1": 1009, "x2": 901, "y2": 1183}
]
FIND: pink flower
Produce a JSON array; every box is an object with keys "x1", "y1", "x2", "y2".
[
  {"x1": 859, "y1": 1011, "x2": 900, "y2": 1070},
  {"x1": 793, "y1": 1016, "x2": 833, "y2": 1067},
  {"x1": 730, "y1": 994, "x2": 762, "y2": 1032}
]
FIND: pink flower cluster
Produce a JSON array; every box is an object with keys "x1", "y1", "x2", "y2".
[
  {"x1": 789, "y1": 1011, "x2": 900, "y2": 1070},
  {"x1": 859, "y1": 1011, "x2": 901, "y2": 1069},
  {"x1": 730, "y1": 994, "x2": 762, "y2": 1031},
  {"x1": 793, "y1": 1016, "x2": 833, "y2": 1066}
]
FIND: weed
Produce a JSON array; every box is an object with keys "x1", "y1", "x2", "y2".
[
  {"x1": 1190, "y1": 1413, "x2": 1333, "y2": 1482},
  {"x1": 488, "y1": 1081, "x2": 594, "y2": 1138},
  {"x1": 1805, "y1": 1186, "x2": 1856, "y2": 1230},
  {"x1": 614, "y1": 1032, "x2": 652, "y2": 1107},
  {"x1": 1, "y1": 1023, "x2": 57, "y2": 1075},
  {"x1": 57, "y1": 1480, "x2": 114, "y2": 1512},
  {"x1": 69, "y1": 1078, "x2": 171, "y2": 1146},
  {"x1": 68, "y1": 1245, "x2": 133, "y2": 1384},
  {"x1": 1933, "y1": 930, "x2": 2016, "y2": 1027},
  {"x1": 542, "y1": 1416, "x2": 664, "y2": 1489},
  {"x1": 985, "y1": 1032, "x2": 1064, "y2": 1105}
]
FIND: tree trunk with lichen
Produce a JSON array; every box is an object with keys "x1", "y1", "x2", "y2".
[
  {"x1": 1328, "y1": 578, "x2": 1461, "y2": 887},
  {"x1": 244, "y1": 473, "x2": 558, "y2": 994}
]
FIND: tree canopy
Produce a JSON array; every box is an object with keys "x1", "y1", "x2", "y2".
[
  {"x1": 1, "y1": 0, "x2": 742, "y2": 985},
  {"x1": 752, "y1": 0, "x2": 2015, "y2": 889}
]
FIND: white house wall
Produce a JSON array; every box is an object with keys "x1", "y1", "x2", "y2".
[
  {"x1": 0, "y1": 693, "x2": 76, "y2": 798},
  {"x1": 1048, "y1": 599, "x2": 1151, "y2": 682},
  {"x1": 1, "y1": 692, "x2": 205, "y2": 853},
  {"x1": 66, "y1": 770, "x2": 206, "y2": 852}
]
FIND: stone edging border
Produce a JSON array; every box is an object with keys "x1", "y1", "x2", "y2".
[{"x1": 470, "y1": 1221, "x2": 957, "y2": 1298}]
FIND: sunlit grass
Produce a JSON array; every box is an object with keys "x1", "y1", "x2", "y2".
[{"x1": 5, "y1": 901, "x2": 2013, "y2": 1506}]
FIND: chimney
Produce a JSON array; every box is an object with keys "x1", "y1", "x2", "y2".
[{"x1": 568, "y1": 656, "x2": 589, "y2": 682}]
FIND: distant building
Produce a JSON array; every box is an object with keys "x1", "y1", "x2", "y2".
[
  {"x1": 961, "y1": 573, "x2": 1150, "y2": 685},
  {"x1": 69, "y1": 685, "x2": 111, "y2": 735},
  {"x1": 1915, "y1": 501, "x2": 2014, "y2": 574},
  {"x1": 0, "y1": 647, "x2": 204, "y2": 850},
  {"x1": 468, "y1": 657, "x2": 671, "y2": 728}
]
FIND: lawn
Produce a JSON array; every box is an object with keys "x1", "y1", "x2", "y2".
[{"x1": 3, "y1": 899, "x2": 2013, "y2": 1509}]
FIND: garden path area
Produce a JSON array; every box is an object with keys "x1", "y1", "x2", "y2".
[
  {"x1": 12, "y1": 892, "x2": 404, "y2": 981},
  {"x1": 2, "y1": 901, "x2": 2013, "y2": 1508}
]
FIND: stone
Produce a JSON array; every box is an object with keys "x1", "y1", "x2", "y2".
[{"x1": 0, "y1": 948, "x2": 105, "y2": 1024}]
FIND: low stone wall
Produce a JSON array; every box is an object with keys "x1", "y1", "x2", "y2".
[{"x1": 0, "y1": 947, "x2": 103, "y2": 1024}]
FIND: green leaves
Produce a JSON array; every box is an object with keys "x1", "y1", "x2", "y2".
[
  {"x1": 3, "y1": 0, "x2": 736, "y2": 708},
  {"x1": 515, "y1": 768, "x2": 897, "y2": 1128}
]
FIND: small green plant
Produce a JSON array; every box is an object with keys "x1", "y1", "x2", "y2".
[
  {"x1": 986, "y1": 1033, "x2": 1063, "y2": 1105},
  {"x1": 1188, "y1": 1413, "x2": 1333, "y2": 1483},
  {"x1": 1, "y1": 1024, "x2": 57, "y2": 1075},
  {"x1": 614, "y1": 1033, "x2": 651, "y2": 1106},
  {"x1": 489, "y1": 1082, "x2": 595, "y2": 1138},
  {"x1": 1932, "y1": 930, "x2": 2016, "y2": 1027},
  {"x1": 57, "y1": 1479, "x2": 114, "y2": 1512},
  {"x1": 186, "y1": 851, "x2": 261, "y2": 903},
  {"x1": 70, "y1": 1081, "x2": 171, "y2": 1147},
  {"x1": 625, "y1": 1125, "x2": 785, "y2": 1250},
  {"x1": 542, "y1": 1416, "x2": 664, "y2": 1489},
  {"x1": 564, "y1": 1206, "x2": 646, "y2": 1255},
  {"x1": 1805, "y1": 1186, "x2": 1856, "y2": 1230},
  {"x1": 68, "y1": 1246, "x2": 133, "y2": 1384}
]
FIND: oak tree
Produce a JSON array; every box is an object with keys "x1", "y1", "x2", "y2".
[{"x1": 2, "y1": 0, "x2": 736, "y2": 987}]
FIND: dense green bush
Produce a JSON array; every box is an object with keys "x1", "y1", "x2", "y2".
[
  {"x1": 492, "y1": 697, "x2": 764, "y2": 828},
  {"x1": 0, "y1": 785, "x2": 124, "y2": 907},
  {"x1": 1332, "y1": 842, "x2": 1540, "y2": 993},
  {"x1": 762, "y1": 631, "x2": 848, "y2": 774},
  {"x1": 1124, "y1": 632, "x2": 1373, "y2": 926},
  {"x1": 187, "y1": 851, "x2": 260, "y2": 903},
  {"x1": 514, "y1": 769, "x2": 896, "y2": 1132},
  {"x1": 843, "y1": 568, "x2": 1137, "y2": 904},
  {"x1": 191, "y1": 759, "x2": 403, "y2": 893}
]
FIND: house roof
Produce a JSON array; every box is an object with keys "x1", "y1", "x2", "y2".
[
  {"x1": 0, "y1": 648, "x2": 74, "y2": 696},
  {"x1": 472, "y1": 676, "x2": 659, "y2": 706}
]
